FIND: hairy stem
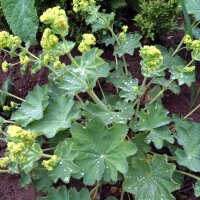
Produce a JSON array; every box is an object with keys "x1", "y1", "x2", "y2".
[
  {"x1": 43, "y1": 147, "x2": 55, "y2": 152},
  {"x1": 0, "y1": 170, "x2": 9, "y2": 173},
  {"x1": 61, "y1": 36, "x2": 79, "y2": 67},
  {"x1": 176, "y1": 170, "x2": 200, "y2": 181},
  {"x1": 42, "y1": 153, "x2": 53, "y2": 159},
  {"x1": 87, "y1": 89, "x2": 109, "y2": 112},
  {"x1": 0, "y1": 90, "x2": 25, "y2": 102},
  {"x1": 184, "y1": 103, "x2": 200, "y2": 120},
  {"x1": 172, "y1": 37, "x2": 185, "y2": 57},
  {"x1": 120, "y1": 190, "x2": 125, "y2": 200}
]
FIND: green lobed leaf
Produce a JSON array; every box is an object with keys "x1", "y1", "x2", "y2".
[
  {"x1": 49, "y1": 141, "x2": 79, "y2": 183},
  {"x1": 11, "y1": 85, "x2": 49, "y2": 127},
  {"x1": 146, "y1": 126, "x2": 174, "y2": 149},
  {"x1": 114, "y1": 33, "x2": 142, "y2": 57},
  {"x1": 86, "y1": 8, "x2": 115, "y2": 32},
  {"x1": 37, "y1": 186, "x2": 91, "y2": 200},
  {"x1": 138, "y1": 103, "x2": 171, "y2": 131},
  {"x1": 175, "y1": 120, "x2": 200, "y2": 172},
  {"x1": 20, "y1": 143, "x2": 43, "y2": 173},
  {"x1": 71, "y1": 117, "x2": 137, "y2": 185},
  {"x1": 28, "y1": 95, "x2": 80, "y2": 138},
  {"x1": 83, "y1": 100, "x2": 134, "y2": 125},
  {"x1": 151, "y1": 77, "x2": 180, "y2": 94},
  {"x1": 157, "y1": 45, "x2": 186, "y2": 68},
  {"x1": 123, "y1": 154, "x2": 179, "y2": 200},
  {"x1": 1, "y1": 0, "x2": 39, "y2": 44},
  {"x1": 132, "y1": 133, "x2": 150, "y2": 160},
  {"x1": 169, "y1": 65, "x2": 195, "y2": 86},
  {"x1": 59, "y1": 48, "x2": 111, "y2": 95},
  {"x1": 107, "y1": 69, "x2": 139, "y2": 101},
  {"x1": 32, "y1": 170, "x2": 53, "y2": 192}
]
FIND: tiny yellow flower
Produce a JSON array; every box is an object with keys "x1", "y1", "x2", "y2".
[
  {"x1": 133, "y1": 86, "x2": 139, "y2": 93},
  {"x1": 119, "y1": 32, "x2": 126, "y2": 41},
  {"x1": 10, "y1": 101, "x2": 15, "y2": 107},
  {"x1": 3, "y1": 105, "x2": 10, "y2": 111},
  {"x1": 42, "y1": 155, "x2": 58, "y2": 171},
  {"x1": 20, "y1": 55, "x2": 30, "y2": 66},
  {"x1": 53, "y1": 60, "x2": 62, "y2": 69},
  {"x1": 2, "y1": 61, "x2": 9, "y2": 73},
  {"x1": 0, "y1": 157, "x2": 10, "y2": 168},
  {"x1": 122, "y1": 25, "x2": 128, "y2": 33},
  {"x1": 41, "y1": 28, "x2": 59, "y2": 50},
  {"x1": 82, "y1": 34, "x2": 96, "y2": 45}
]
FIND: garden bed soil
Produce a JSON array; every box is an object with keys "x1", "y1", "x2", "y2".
[{"x1": 1, "y1": 29, "x2": 200, "y2": 199}]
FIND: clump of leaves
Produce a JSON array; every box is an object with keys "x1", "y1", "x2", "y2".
[
  {"x1": 0, "y1": 4, "x2": 200, "y2": 200},
  {"x1": 134, "y1": 0, "x2": 180, "y2": 40}
]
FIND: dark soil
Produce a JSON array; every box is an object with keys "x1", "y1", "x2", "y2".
[{"x1": 1, "y1": 26, "x2": 200, "y2": 199}]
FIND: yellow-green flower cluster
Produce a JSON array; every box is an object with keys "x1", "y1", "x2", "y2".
[
  {"x1": 53, "y1": 60, "x2": 62, "y2": 69},
  {"x1": 20, "y1": 55, "x2": 30, "y2": 66},
  {"x1": 73, "y1": 0, "x2": 96, "y2": 13},
  {"x1": 184, "y1": 34, "x2": 200, "y2": 57},
  {"x1": 42, "y1": 155, "x2": 58, "y2": 171},
  {"x1": 0, "y1": 31, "x2": 21, "y2": 50},
  {"x1": 140, "y1": 46, "x2": 163, "y2": 69},
  {"x1": 119, "y1": 25, "x2": 128, "y2": 42},
  {"x1": 0, "y1": 157, "x2": 10, "y2": 168},
  {"x1": 3, "y1": 105, "x2": 10, "y2": 111},
  {"x1": 6, "y1": 125, "x2": 37, "y2": 163},
  {"x1": 1, "y1": 61, "x2": 9, "y2": 73},
  {"x1": 40, "y1": 6, "x2": 68, "y2": 34},
  {"x1": 41, "y1": 28, "x2": 59, "y2": 50},
  {"x1": 78, "y1": 33, "x2": 96, "y2": 52}
]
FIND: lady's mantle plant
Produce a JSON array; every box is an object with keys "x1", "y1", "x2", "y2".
[{"x1": 0, "y1": 3, "x2": 200, "y2": 200}]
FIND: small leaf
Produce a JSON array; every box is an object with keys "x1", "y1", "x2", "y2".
[
  {"x1": 32, "y1": 170, "x2": 53, "y2": 192},
  {"x1": 11, "y1": 85, "x2": 49, "y2": 127},
  {"x1": 107, "y1": 69, "x2": 139, "y2": 101},
  {"x1": 83, "y1": 101, "x2": 134, "y2": 124},
  {"x1": 132, "y1": 133, "x2": 150, "y2": 160},
  {"x1": 123, "y1": 154, "x2": 179, "y2": 200},
  {"x1": 151, "y1": 77, "x2": 180, "y2": 94},
  {"x1": 28, "y1": 95, "x2": 80, "y2": 138},
  {"x1": 138, "y1": 103, "x2": 171, "y2": 131},
  {"x1": 49, "y1": 141, "x2": 79, "y2": 183},
  {"x1": 114, "y1": 33, "x2": 142, "y2": 57},
  {"x1": 37, "y1": 186, "x2": 91, "y2": 200},
  {"x1": 194, "y1": 181, "x2": 200, "y2": 197},
  {"x1": 157, "y1": 45, "x2": 186, "y2": 68},
  {"x1": 20, "y1": 143, "x2": 42, "y2": 173},
  {"x1": 169, "y1": 66, "x2": 195, "y2": 86},
  {"x1": 183, "y1": 0, "x2": 200, "y2": 21},
  {"x1": 71, "y1": 117, "x2": 137, "y2": 185},
  {"x1": 20, "y1": 173, "x2": 31, "y2": 188},
  {"x1": 175, "y1": 121, "x2": 200, "y2": 172},
  {"x1": 0, "y1": 78, "x2": 12, "y2": 106},
  {"x1": 146, "y1": 126, "x2": 174, "y2": 149},
  {"x1": 1, "y1": 0, "x2": 39, "y2": 44}
]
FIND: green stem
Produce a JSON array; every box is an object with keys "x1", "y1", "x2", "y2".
[
  {"x1": 107, "y1": 23, "x2": 128, "y2": 75},
  {"x1": 0, "y1": 90, "x2": 25, "y2": 102},
  {"x1": 176, "y1": 170, "x2": 200, "y2": 181},
  {"x1": 184, "y1": 103, "x2": 200, "y2": 119},
  {"x1": 4, "y1": 120, "x2": 15, "y2": 124},
  {"x1": 0, "y1": 170, "x2": 9, "y2": 173},
  {"x1": 120, "y1": 190, "x2": 125, "y2": 200},
  {"x1": 42, "y1": 153, "x2": 53, "y2": 159},
  {"x1": 75, "y1": 94, "x2": 84, "y2": 106},
  {"x1": 172, "y1": 37, "x2": 185, "y2": 57},
  {"x1": 149, "y1": 80, "x2": 173, "y2": 105},
  {"x1": 61, "y1": 36, "x2": 79, "y2": 67},
  {"x1": 0, "y1": 138, "x2": 5, "y2": 141},
  {"x1": 90, "y1": 182, "x2": 100, "y2": 199},
  {"x1": 87, "y1": 89, "x2": 109, "y2": 112},
  {"x1": 43, "y1": 147, "x2": 55, "y2": 152},
  {"x1": 97, "y1": 80, "x2": 106, "y2": 102}
]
